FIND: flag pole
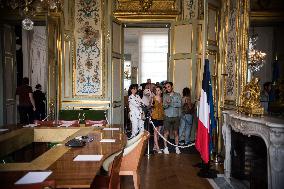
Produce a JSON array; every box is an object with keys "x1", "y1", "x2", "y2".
[{"x1": 195, "y1": 59, "x2": 219, "y2": 178}]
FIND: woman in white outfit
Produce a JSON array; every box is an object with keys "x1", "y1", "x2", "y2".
[{"x1": 128, "y1": 84, "x2": 145, "y2": 137}]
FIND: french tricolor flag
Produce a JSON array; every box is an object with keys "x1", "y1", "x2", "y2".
[{"x1": 195, "y1": 59, "x2": 216, "y2": 163}]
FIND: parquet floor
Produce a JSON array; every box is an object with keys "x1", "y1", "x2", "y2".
[{"x1": 120, "y1": 152, "x2": 214, "y2": 189}]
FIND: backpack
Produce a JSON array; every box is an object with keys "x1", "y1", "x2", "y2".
[{"x1": 182, "y1": 101, "x2": 195, "y2": 114}]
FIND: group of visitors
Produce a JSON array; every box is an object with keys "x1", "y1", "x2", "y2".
[
  {"x1": 128, "y1": 79, "x2": 195, "y2": 155},
  {"x1": 16, "y1": 77, "x2": 46, "y2": 124}
]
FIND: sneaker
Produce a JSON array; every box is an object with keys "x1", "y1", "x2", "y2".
[
  {"x1": 178, "y1": 141, "x2": 184, "y2": 146},
  {"x1": 175, "y1": 147, "x2": 181, "y2": 154},
  {"x1": 163, "y1": 147, "x2": 169, "y2": 154},
  {"x1": 157, "y1": 149, "x2": 162, "y2": 154}
]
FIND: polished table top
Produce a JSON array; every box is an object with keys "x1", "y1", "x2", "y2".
[{"x1": 0, "y1": 124, "x2": 126, "y2": 188}]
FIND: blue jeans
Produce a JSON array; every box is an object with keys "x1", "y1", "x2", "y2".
[{"x1": 179, "y1": 114, "x2": 193, "y2": 144}]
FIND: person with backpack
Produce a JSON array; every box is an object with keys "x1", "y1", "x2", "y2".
[{"x1": 179, "y1": 87, "x2": 195, "y2": 146}]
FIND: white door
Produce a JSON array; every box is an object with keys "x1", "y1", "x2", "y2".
[
  {"x1": 169, "y1": 20, "x2": 205, "y2": 101},
  {"x1": 110, "y1": 19, "x2": 124, "y2": 125}
]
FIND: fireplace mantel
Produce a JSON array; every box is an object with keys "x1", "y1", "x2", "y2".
[{"x1": 222, "y1": 110, "x2": 284, "y2": 189}]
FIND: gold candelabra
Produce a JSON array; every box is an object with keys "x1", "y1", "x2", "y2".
[{"x1": 239, "y1": 77, "x2": 264, "y2": 116}]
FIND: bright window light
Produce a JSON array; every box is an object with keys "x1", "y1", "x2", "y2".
[{"x1": 141, "y1": 33, "x2": 168, "y2": 83}]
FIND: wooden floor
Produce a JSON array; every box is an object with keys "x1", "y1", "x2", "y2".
[{"x1": 120, "y1": 153, "x2": 213, "y2": 189}]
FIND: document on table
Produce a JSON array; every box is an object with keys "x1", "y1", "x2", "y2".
[
  {"x1": 100, "y1": 139, "x2": 116, "y2": 143},
  {"x1": 103, "y1": 128, "x2": 119, "y2": 131},
  {"x1": 73, "y1": 155, "x2": 103, "y2": 161},
  {"x1": 15, "y1": 171, "x2": 52, "y2": 184},
  {"x1": 59, "y1": 124, "x2": 71, "y2": 127},
  {"x1": 0, "y1": 129, "x2": 8, "y2": 132},
  {"x1": 92, "y1": 123, "x2": 103, "y2": 127}
]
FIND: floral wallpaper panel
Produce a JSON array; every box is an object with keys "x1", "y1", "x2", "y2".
[
  {"x1": 74, "y1": 0, "x2": 102, "y2": 96},
  {"x1": 225, "y1": 0, "x2": 237, "y2": 100}
]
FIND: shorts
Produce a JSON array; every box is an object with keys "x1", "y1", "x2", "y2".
[
  {"x1": 151, "y1": 119, "x2": 163, "y2": 127},
  {"x1": 164, "y1": 116, "x2": 180, "y2": 131}
]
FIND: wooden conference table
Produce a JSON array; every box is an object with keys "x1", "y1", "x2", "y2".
[{"x1": 0, "y1": 124, "x2": 126, "y2": 188}]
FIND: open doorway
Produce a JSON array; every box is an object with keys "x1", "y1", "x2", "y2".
[
  {"x1": 122, "y1": 24, "x2": 170, "y2": 136},
  {"x1": 124, "y1": 25, "x2": 169, "y2": 91}
]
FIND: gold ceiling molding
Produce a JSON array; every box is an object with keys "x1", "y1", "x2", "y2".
[
  {"x1": 139, "y1": 0, "x2": 153, "y2": 11},
  {"x1": 250, "y1": 11, "x2": 284, "y2": 23},
  {"x1": 114, "y1": 0, "x2": 180, "y2": 21}
]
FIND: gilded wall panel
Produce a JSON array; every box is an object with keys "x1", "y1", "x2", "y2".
[
  {"x1": 173, "y1": 24, "x2": 192, "y2": 54},
  {"x1": 219, "y1": 0, "x2": 249, "y2": 108},
  {"x1": 63, "y1": 0, "x2": 74, "y2": 31},
  {"x1": 73, "y1": 0, "x2": 104, "y2": 97},
  {"x1": 197, "y1": 23, "x2": 203, "y2": 54},
  {"x1": 208, "y1": 5, "x2": 218, "y2": 46},
  {"x1": 194, "y1": 58, "x2": 202, "y2": 100},
  {"x1": 173, "y1": 59, "x2": 192, "y2": 94},
  {"x1": 112, "y1": 22, "x2": 122, "y2": 54},
  {"x1": 183, "y1": 0, "x2": 198, "y2": 20}
]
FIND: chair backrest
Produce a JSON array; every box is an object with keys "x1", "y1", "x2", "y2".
[
  {"x1": 137, "y1": 131, "x2": 150, "y2": 170},
  {"x1": 58, "y1": 120, "x2": 80, "y2": 127},
  {"x1": 108, "y1": 150, "x2": 124, "y2": 189},
  {"x1": 125, "y1": 132, "x2": 144, "y2": 147},
  {"x1": 12, "y1": 180, "x2": 55, "y2": 189},
  {"x1": 34, "y1": 120, "x2": 55, "y2": 127},
  {"x1": 120, "y1": 131, "x2": 150, "y2": 172}
]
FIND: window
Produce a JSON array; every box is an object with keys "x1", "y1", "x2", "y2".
[
  {"x1": 140, "y1": 33, "x2": 168, "y2": 83},
  {"x1": 124, "y1": 60, "x2": 131, "y2": 91}
]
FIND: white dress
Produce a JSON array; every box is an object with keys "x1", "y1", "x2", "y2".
[{"x1": 128, "y1": 94, "x2": 144, "y2": 137}]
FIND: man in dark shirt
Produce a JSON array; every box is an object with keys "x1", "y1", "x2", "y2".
[
  {"x1": 16, "y1": 77, "x2": 36, "y2": 124},
  {"x1": 33, "y1": 84, "x2": 46, "y2": 120}
]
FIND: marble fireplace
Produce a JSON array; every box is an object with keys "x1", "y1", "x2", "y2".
[{"x1": 222, "y1": 110, "x2": 284, "y2": 189}]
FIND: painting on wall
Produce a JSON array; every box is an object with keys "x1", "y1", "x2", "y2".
[{"x1": 74, "y1": 0, "x2": 104, "y2": 97}]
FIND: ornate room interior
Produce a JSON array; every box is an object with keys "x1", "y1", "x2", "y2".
[{"x1": 0, "y1": 0, "x2": 283, "y2": 189}]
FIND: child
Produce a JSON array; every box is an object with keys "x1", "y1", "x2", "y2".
[{"x1": 128, "y1": 84, "x2": 145, "y2": 137}]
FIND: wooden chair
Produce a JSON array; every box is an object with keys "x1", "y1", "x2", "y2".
[
  {"x1": 11, "y1": 180, "x2": 55, "y2": 189},
  {"x1": 119, "y1": 131, "x2": 150, "y2": 189},
  {"x1": 92, "y1": 150, "x2": 124, "y2": 189}
]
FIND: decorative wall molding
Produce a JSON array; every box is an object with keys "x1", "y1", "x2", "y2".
[
  {"x1": 114, "y1": 0, "x2": 179, "y2": 21},
  {"x1": 222, "y1": 110, "x2": 284, "y2": 189},
  {"x1": 183, "y1": 0, "x2": 198, "y2": 20}
]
